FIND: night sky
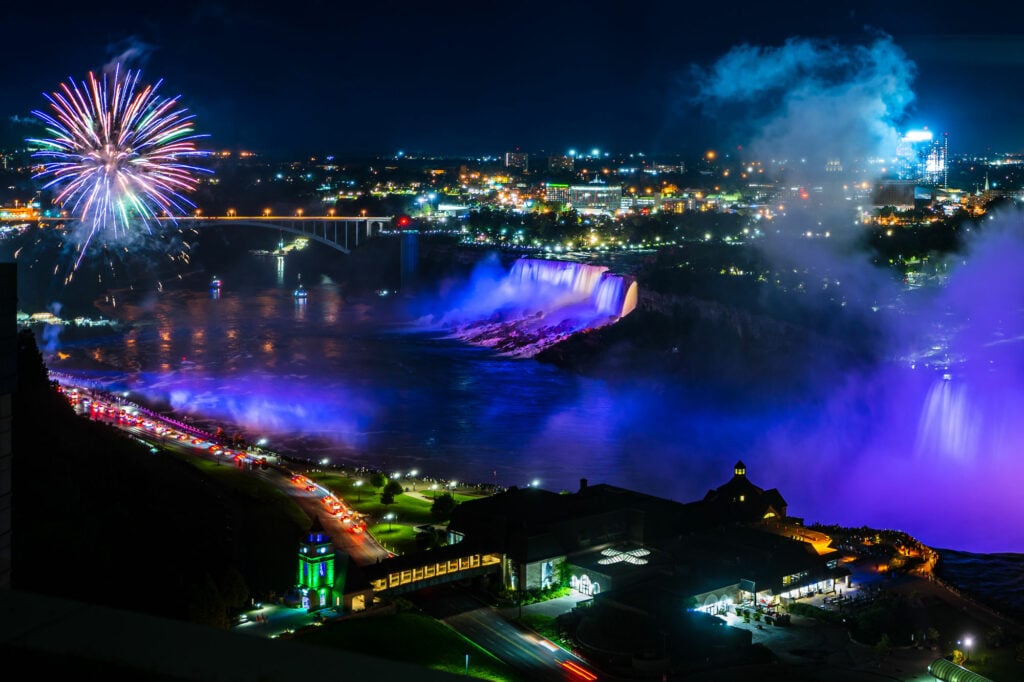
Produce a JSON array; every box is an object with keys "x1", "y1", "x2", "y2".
[{"x1": 4, "y1": 1, "x2": 1024, "y2": 156}]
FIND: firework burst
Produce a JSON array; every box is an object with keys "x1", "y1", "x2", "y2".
[{"x1": 28, "y1": 66, "x2": 210, "y2": 267}]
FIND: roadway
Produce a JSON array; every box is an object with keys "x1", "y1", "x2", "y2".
[
  {"x1": 59, "y1": 382, "x2": 390, "y2": 566},
  {"x1": 414, "y1": 585, "x2": 604, "y2": 682}
]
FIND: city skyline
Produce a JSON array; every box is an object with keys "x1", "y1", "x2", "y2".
[{"x1": 3, "y1": 2, "x2": 1024, "y2": 156}]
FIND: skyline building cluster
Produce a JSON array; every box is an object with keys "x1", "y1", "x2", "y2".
[{"x1": 895, "y1": 129, "x2": 949, "y2": 187}]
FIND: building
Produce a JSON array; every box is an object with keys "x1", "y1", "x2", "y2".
[
  {"x1": 699, "y1": 460, "x2": 787, "y2": 523},
  {"x1": 504, "y1": 151, "x2": 528, "y2": 171},
  {"x1": 442, "y1": 464, "x2": 847, "y2": 679},
  {"x1": 294, "y1": 517, "x2": 375, "y2": 613},
  {"x1": 548, "y1": 155, "x2": 574, "y2": 172},
  {"x1": 296, "y1": 517, "x2": 336, "y2": 610},
  {"x1": 446, "y1": 465, "x2": 842, "y2": 605},
  {"x1": 568, "y1": 182, "x2": 623, "y2": 213},
  {"x1": 543, "y1": 182, "x2": 570, "y2": 204},
  {"x1": 895, "y1": 129, "x2": 948, "y2": 186}
]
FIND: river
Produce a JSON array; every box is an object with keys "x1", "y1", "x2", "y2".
[{"x1": 16, "y1": 230, "x2": 1024, "y2": 555}]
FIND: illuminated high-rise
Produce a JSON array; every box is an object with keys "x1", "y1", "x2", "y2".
[{"x1": 895, "y1": 128, "x2": 948, "y2": 186}]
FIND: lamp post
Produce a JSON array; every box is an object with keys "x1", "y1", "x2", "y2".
[
  {"x1": 354, "y1": 480, "x2": 363, "y2": 502},
  {"x1": 964, "y1": 636, "x2": 973, "y2": 665},
  {"x1": 386, "y1": 512, "x2": 395, "y2": 531}
]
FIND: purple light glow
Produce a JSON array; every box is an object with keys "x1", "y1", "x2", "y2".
[
  {"x1": 46, "y1": 213, "x2": 1024, "y2": 553},
  {"x1": 418, "y1": 256, "x2": 638, "y2": 357}
]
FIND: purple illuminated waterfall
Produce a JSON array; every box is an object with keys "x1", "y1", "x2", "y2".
[
  {"x1": 593, "y1": 272, "x2": 638, "y2": 317},
  {"x1": 437, "y1": 257, "x2": 638, "y2": 357},
  {"x1": 507, "y1": 259, "x2": 637, "y2": 318}
]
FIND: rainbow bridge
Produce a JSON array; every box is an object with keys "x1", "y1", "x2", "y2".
[
  {"x1": 164, "y1": 215, "x2": 393, "y2": 254},
  {"x1": 17, "y1": 215, "x2": 394, "y2": 255}
]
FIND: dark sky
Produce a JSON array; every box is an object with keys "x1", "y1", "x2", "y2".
[{"x1": 4, "y1": 0, "x2": 1024, "y2": 157}]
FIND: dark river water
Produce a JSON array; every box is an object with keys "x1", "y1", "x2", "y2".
[{"x1": 51, "y1": 261, "x2": 755, "y2": 498}]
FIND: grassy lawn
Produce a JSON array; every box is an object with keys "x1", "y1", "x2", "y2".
[
  {"x1": 293, "y1": 610, "x2": 521, "y2": 681},
  {"x1": 367, "y1": 522, "x2": 420, "y2": 555}
]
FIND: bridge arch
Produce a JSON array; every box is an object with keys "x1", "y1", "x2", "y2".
[{"x1": 168, "y1": 216, "x2": 393, "y2": 254}]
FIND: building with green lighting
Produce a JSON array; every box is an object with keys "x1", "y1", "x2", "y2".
[{"x1": 296, "y1": 517, "x2": 336, "y2": 611}]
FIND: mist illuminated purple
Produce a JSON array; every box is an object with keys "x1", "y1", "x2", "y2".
[{"x1": 48, "y1": 215, "x2": 1024, "y2": 555}]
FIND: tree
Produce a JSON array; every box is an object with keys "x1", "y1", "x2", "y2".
[
  {"x1": 188, "y1": 573, "x2": 229, "y2": 629},
  {"x1": 557, "y1": 559, "x2": 573, "y2": 589},
  {"x1": 430, "y1": 492, "x2": 457, "y2": 520},
  {"x1": 875, "y1": 633, "x2": 892, "y2": 663},
  {"x1": 415, "y1": 527, "x2": 445, "y2": 551},
  {"x1": 369, "y1": 472, "x2": 387, "y2": 489},
  {"x1": 216, "y1": 567, "x2": 249, "y2": 611},
  {"x1": 380, "y1": 479, "x2": 404, "y2": 506}
]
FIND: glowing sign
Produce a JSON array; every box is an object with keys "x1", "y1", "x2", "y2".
[{"x1": 903, "y1": 130, "x2": 933, "y2": 142}]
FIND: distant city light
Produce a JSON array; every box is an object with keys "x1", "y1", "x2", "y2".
[{"x1": 903, "y1": 129, "x2": 933, "y2": 142}]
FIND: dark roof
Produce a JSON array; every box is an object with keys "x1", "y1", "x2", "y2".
[
  {"x1": 448, "y1": 486, "x2": 564, "y2": 536},
  {"x1": 700, "y1": 466, "x2": 788, "y2": 524},
  {"x1": 661, "y1": 526, "x2": 835, "y2": 593},
  {"x1": 360, "y1": 536, "x2": 494, "y2": 584}
]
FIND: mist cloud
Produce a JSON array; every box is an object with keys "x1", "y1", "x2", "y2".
[{"x1": 694, "y1": 34, "x2": 916, "y2": 181}]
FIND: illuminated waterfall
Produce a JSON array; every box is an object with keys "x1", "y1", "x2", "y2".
[
  {"x1": 508, "y1": 258, "x2": 637, "y2": 318},
  {"x1": 440, "y1": 257, "x2": 639, "y2": 357}
]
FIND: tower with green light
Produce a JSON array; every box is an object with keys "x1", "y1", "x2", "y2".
[{"x1": 297, "y1": 517, "x2": 335, "y2": 611}]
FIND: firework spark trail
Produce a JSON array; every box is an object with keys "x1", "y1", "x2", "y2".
[{"x1": 28, "y1": 65, "x2": 210, "y2": 270}]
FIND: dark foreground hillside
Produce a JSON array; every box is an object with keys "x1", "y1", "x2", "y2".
[{"x1": 11, "y1": 330, "x2": 305, "y2": 627}]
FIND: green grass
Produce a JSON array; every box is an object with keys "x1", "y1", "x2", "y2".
[
  {"x1": 293, "y1": 610, "x2": 521, "y2": 681},
  {"x1": 367, "y1": 522, "x2": 420, "y2": 555}
]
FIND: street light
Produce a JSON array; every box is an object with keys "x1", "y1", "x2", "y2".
[
  {"x1": 964, "y1": 636, "x2": 973, "y2": 664},
  {"x1": 431, "y1": 483, "x2": 438, "y2": 499},
  {"x1": 354, "y1": 479, "x2": 363, "y2": 502},
  {"x1": 385, "y1": 512, "x2": 395, "y2": 531}
]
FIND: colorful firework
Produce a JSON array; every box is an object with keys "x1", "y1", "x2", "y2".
[{"x1": 28, "y1": 66, "x2": 210, "y2": 267}]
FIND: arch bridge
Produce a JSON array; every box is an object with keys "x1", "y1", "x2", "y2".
[{"x1": 167, "y1": 215, "x2": 393, "y2": 254}]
